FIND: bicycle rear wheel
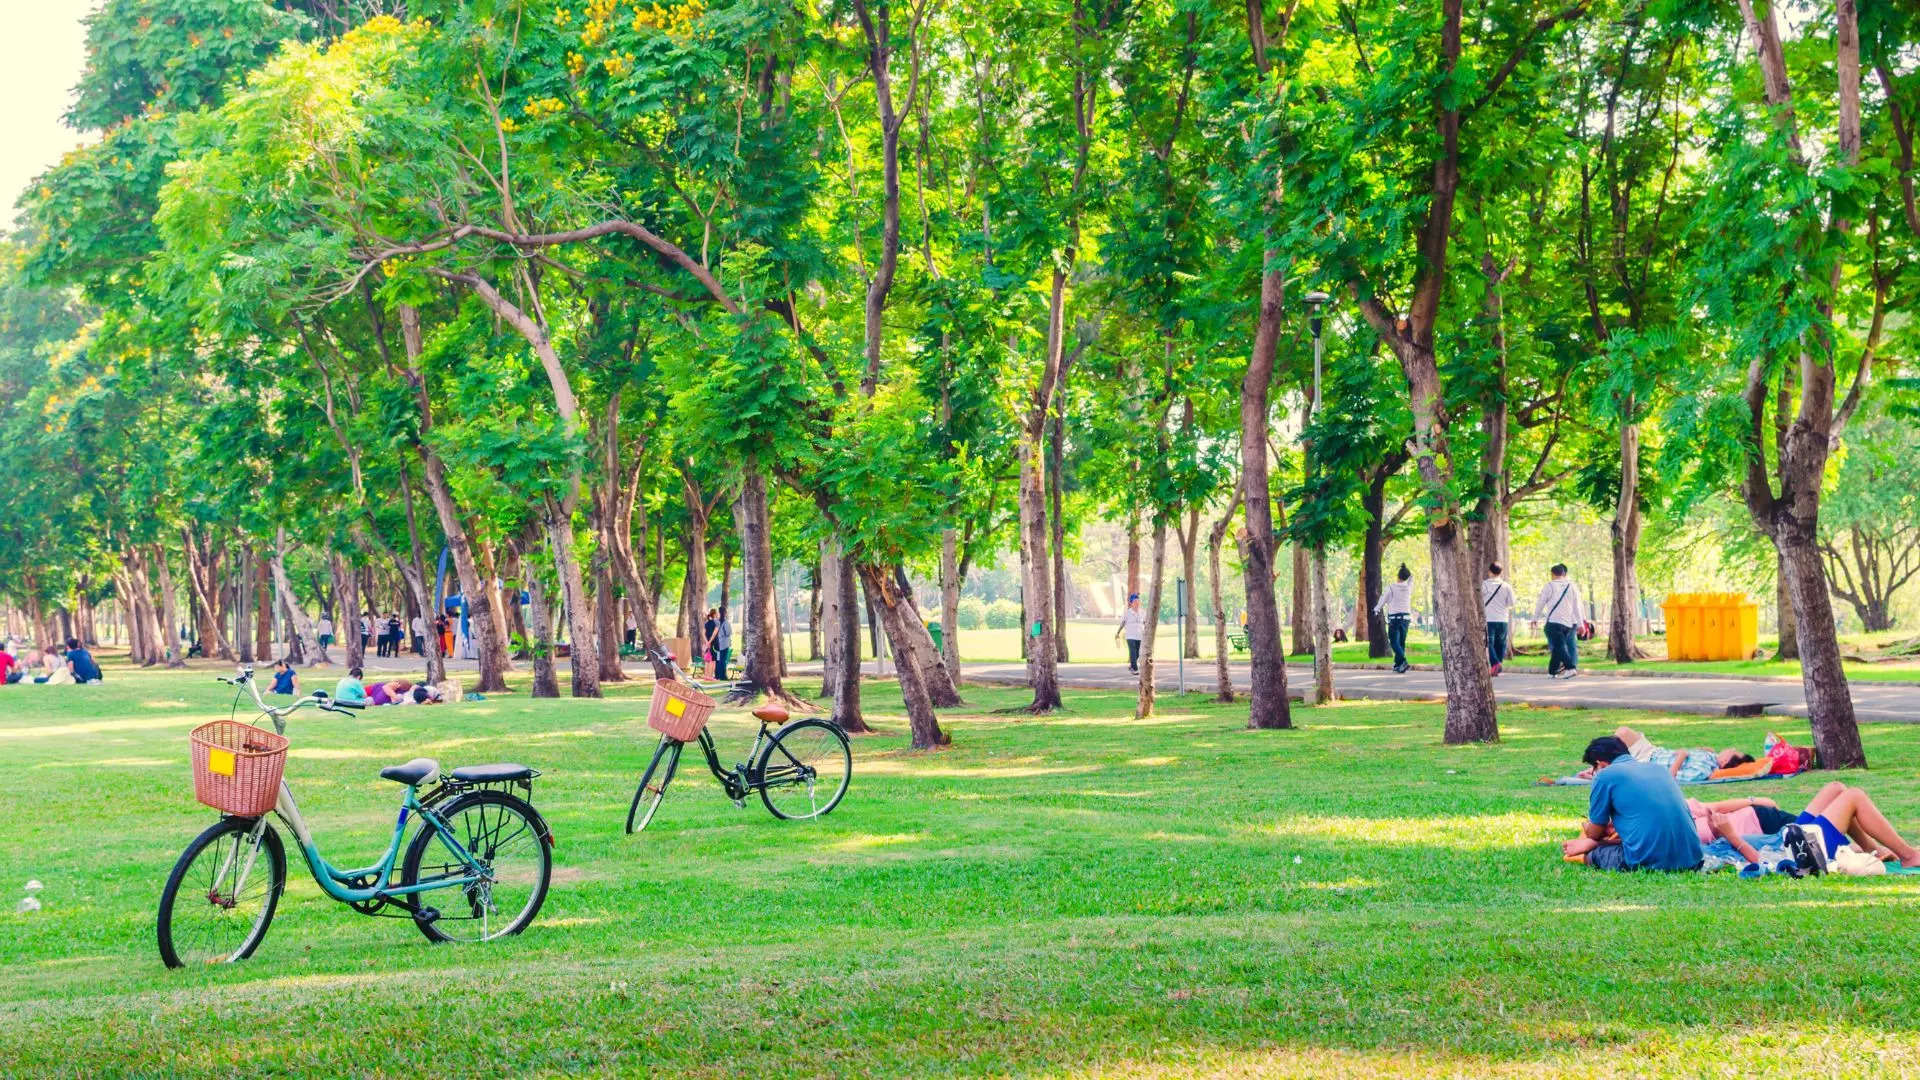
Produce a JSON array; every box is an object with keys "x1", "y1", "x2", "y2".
[
  {"x1": 626, "y1": 736, "x2": 683, "y2": 834},
  {"x1": 157, "y1": 817, "x2": 286, "y2": 968},
  {"x1": 401, "y1": 790, "x2": 551, "y2": 944},
  {"x1": 756, "y1": 718, "x2": 851, "y2": 821}
]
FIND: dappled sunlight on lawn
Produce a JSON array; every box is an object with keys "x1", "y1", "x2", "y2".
[
  {"x1": 1247, "y1": 810, "x2": 1569, "y2": 850},
  {"x1": 858, "y1": 757, "x2": 1100, "y2": 779},
  {"x1": 820, "y1": 831, "x2": 926, "y2": 853},
  {"x1": 31, "y1": 756, "x2": 171, "y2": 769},
  {"x1": 0, "y1": 714, "x2": 208, "y2": 738}
]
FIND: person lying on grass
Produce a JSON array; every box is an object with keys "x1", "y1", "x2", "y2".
[
  {"x1": 1610, "y1": 724, "x2": 1754, "y2": 783},
  {"x1": 1778, "y1": 782, "x2": 1920, "y2": 868}
]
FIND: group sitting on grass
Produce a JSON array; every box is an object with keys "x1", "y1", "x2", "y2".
[
  {"x1": 0, "y1": 638, "x2": 102, "y2": 686},
  {"x1": 330, "y1": 667, "x2": 460, "y2": 707},
  {"x1": 1561, "y1": 732, "x2": 1920, "y2": 877}
]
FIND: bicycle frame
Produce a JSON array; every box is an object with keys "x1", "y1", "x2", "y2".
[
  {"x1": 220, "y1": 669, "x2": 489, "y2": 906},
  {"x1": 685, "y1": 726, "x2": 778, "y2": 800}
]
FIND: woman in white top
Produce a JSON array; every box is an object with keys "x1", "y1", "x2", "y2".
[
  {"x1": 1373, "y1": 563, "x2": 1416, "y2": 673},
  {"x1": 1481, "y1": 562, "x2": 1515, "y2": 675},
  {"x1": 1115, "y1": 594, "x2": 1147, "y2": 673}
]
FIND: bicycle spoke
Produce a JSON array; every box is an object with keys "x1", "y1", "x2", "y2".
[{"x1": 408, "y1": 795, "x2": 548, "y2": 943}]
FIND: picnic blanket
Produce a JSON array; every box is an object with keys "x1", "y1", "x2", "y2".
[{"x1": 1538, "y1": 767, "x2": 1806, "y2": 787}]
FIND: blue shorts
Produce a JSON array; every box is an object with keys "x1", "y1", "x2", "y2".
[
  {"x1": 1796, "y1": 812, "x2": 1849, "y2": 858},
  {"x1": 1587, "y1": 843, "x2": 1628, "y2": 871}
]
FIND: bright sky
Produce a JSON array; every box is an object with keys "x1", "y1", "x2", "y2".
[{"x1": 1, "y1": 2, "x2": 96, "y2": 228}]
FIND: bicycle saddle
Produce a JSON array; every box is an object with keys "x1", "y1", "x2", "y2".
[
  {"x1": 379, "y1": 758, "x2": 440, "y2": 786},
  {"x1": 752, "y1": 704, "x2": 789, "y2": 725}
]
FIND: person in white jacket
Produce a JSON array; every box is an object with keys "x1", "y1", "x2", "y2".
[
  {"x1": 1536, "y1": 563, "x2": 1587, "y2": 678},
  {"x1": 1115, "y1": 594, "x2": 1146, "y2": 673},
  {"x1": 1481, "y1": 563, "x2": 1515, "y2": 676},
  {"x1": 1373, "y1": 563, "x2": 1416, "y2": 673}
]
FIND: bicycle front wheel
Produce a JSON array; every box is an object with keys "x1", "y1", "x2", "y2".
[
  {"x1": 756, "y1": 718, "x2": 851, "y2": 821},
  {"x1": 626, "y1": 736, "x2": 683, "y2": 834},
  {"x1": 157, "y1": 816, "x2": 286, "y2": 968},
  {"x1": 402, "y1": 790, "x2": 552, "y2": 944}
]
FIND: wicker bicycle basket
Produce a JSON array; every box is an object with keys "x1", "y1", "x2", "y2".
[
  {"x1": 646, "y1": 679, "x2": 716, "y2": 742},
  {"x1": 190, "y1": 720, "x2": 289, "y2": 816}
]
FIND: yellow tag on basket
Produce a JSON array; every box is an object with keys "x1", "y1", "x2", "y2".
[
  {"x1": 207, "y1": 748, "x2": 237, "y2": 777},
  {"x1": 664, "y1": 696, "x2": 687, "y2": 718}
]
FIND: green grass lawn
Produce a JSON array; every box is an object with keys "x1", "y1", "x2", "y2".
[
  {"x1": 9, "y1": 654, "x2": 1920, "y2": 1076},
  {"x1": 788, "y1": 620, "x2": 1920, "y2": 683}
]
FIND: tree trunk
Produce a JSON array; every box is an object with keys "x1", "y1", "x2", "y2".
[
  {"x1": 890, "y1": 565, "x2": 963, "y2": 706},
  {"x1": 524, "y1": 567, "x2": 561, "y2": 699},
  {"x1": 1289, "y1": 543, "x2": 1311, "y2": 655},
  {"x1": 1179, "y1": 506, "x2": 1200, "y2": 659},
  {"x1": 809, "y1": 563, "x2": 824, "y2": 661},
  {"x1": 183, "y1": 529, "x2": 232, "y2": 660},
  {"x1": 594, "y1": 553, "x2": 627, "y2": 682},
  {"x1": 1774, "y1": 552, "x2": 1800, "y2": 660},
  {"x1": 235, "y1": 549, "x2": 254, "y2": 664},
  {"x1": 413, "y1": 451, "x2": 512, "y2": 692},
  {"x1": 270, "y1": 530, "x2": 325, "y2": 668},
  {"x1": 392, "y1": 463, "x2": 447, "y2": 686},
  {"x1": 152, "y1": 544, "x2": 187, "y2": 668},
  {"x1": 1311, "y1": 546, "x2": 1335, "y2": 704},
  {"x1": 1240, "y1": 257, "x2": 1293, "y2": 730},
  {"x1": 254, "y1": 554, "x2": 273, "y2": 662},
  {"x1": 1608, "y1": 420, "x2": 1648, "y2": 662},
  {"x1": 333, "y1": 551, "x2": 364, "y2": 671},
  {"x1": 1208, "y1": 486, "x2": 1242, "y2": 702},
  {"x1": 1126, "y1": 511, "x2": 1141, "y2": 600},
  {"x1": 1019, "y1": 433, "x2": 1062, "y2": 711},
  {"x1": 730, "y1": 467, "x2": 795, "y2": 702},
  {"x1": 1362, "y1": 473, "x2": 1390, "y2": 658},
  {"x1": 939, "y1": 529, "x2": 962, "y2": 673},
  {"x1": 1780, "y1": 521, "x2": 1862, "y2": 767},
  {"x1": 857, "y1": 563, "x2": 948, "y2": 749},
  {"x1": 542, "y1": 494, "x2": 600, "y2": 698},
  {"x1": 1048, "y1": 385, "x2": 1071, "y2": 664},
  {"x1": 1136, "y1": 514, "x2": 1169, "y2": 718},
  {"x1": 1398, "y1": 341, "x2": 1498, "y2": 743},
  {"x1": 818, "y1": 534, "x2": 869, "y2": 732}
]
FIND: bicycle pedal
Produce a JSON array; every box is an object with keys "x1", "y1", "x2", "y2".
[
  {"x1": 731, "y1": 798, "x2": 746, "y2": 809},
  {"x1": 416, "y1": 906, "x2": 441, "y2": 925}
]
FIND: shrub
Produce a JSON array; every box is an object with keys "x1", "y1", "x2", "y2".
[
  {"x1": 957, "y1": 596, "x2": 987, "y2": 630},
  {"x1": 985, "y1": 598, "x2": 1022, "y2": 629}
]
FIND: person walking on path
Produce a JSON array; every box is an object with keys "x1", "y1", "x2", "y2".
[
  {"x1": 1373, "y1": 564, "x2": 1416, "y2": 673},
  {"x1": 712, "y1": 609, "x2": 733, "y2": 680},
  {"x1": 316, "y1": 615, "x2": 334, "y2": 650},
  {"x1": 1481, "y1": 563, "x2": 1515, "y2": 676},
  {"x1": 1537, "y1": 563, "x2": 1587, "y2": 679},
  {"x1": 702, "y1": 608, "x2": 719, "y2": 676},
  {"x1": 1116, "y1": 594, "x2": 1147, "y2": 674}
]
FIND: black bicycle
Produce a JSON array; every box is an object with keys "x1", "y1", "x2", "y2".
[{"x1": 626, "y1": 648, "x2": 851, "y2": 833}]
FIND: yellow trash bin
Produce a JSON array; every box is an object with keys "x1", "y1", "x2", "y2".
[{"x1": 1661, "y1": 593, "x2": 1759, "y2": 661}]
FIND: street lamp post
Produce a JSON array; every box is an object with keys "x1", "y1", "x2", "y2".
[{"x1": 1304, "y1": 291, "x2": 1335, "y2": 706}]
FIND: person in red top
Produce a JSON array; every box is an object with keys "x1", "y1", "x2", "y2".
[{"x1": 0, "y1": 646, "x2": 16, "y2": 684}]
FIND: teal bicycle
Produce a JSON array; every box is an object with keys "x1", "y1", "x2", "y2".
[{"x1": 157, "y1": 667, "x2": 554, "y2": 967}]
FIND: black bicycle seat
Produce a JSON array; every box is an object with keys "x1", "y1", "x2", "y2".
[{"x1": 378, "y1": 758, "x2": 439, "y2": 786}]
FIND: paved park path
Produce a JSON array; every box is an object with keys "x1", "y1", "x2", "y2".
[{"x1": 821, "y1": 658, "x2": 1920, "y2": 723}]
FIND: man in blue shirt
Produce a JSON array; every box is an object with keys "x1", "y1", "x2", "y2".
[
  {"x1": 63, "y1": 638, "x2": 103, "y2": 684},
  {"x1": 1577, "y1": 735, "x2": 1701, "y2": 871}
]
